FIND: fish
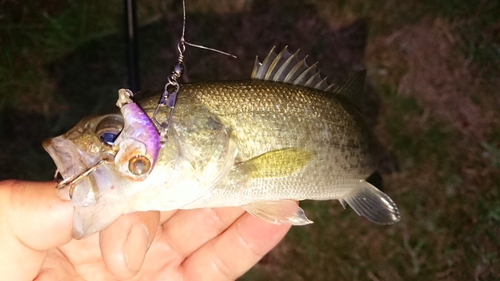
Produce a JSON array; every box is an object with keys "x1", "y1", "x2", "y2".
[{"x1": 43, "y1": 47, "x2": 400, "y2": 239}]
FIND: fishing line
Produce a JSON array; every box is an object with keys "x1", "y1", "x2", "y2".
[
  {"x1": 54, "y1": 0, "x2": 237, "y2": 189},
  {"x1": 151, "y1": 0, "x2": 236, "y2": 145}
]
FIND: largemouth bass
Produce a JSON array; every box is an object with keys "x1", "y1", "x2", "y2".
[{"x1": 44, "y1": 47, "x2": 400, "y2": 239}]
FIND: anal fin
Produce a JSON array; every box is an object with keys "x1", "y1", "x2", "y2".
[
  {"x1": 243, "y1": 200, "x2": 313, "y2": 225},
  {"x1": 339, "y1": 180, "x2": 400, "y2": 224}
]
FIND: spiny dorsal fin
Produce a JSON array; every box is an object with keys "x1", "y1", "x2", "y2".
[
  {"x1": 251, "y1": 47, "x2": 367, "y2": 107},
  {"x1": 251, "y1": 46, "x2": 333, "y2": 92}
]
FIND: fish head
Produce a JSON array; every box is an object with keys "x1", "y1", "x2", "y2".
[
  {"x1": 43, "y1": 113, "x2": 124, "y2": 193},
  {"x1": 43, "y1": 113, "x2": 133, "y2": 238},
  {"x1": 42, "y1": 110, "x2": 217, "y2": 238}
]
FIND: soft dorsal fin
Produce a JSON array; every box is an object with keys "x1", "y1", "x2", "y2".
[
  {"x1": 251, "y1": 47, "x2": 367, "y2": 107},
  {"x1": 333, "y1": 70, "x2": 367, "y2": 106}
]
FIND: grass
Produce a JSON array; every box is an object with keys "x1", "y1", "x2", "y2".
[{"x1": 1, "y1": 0, "x2": 499, "y2": 280}]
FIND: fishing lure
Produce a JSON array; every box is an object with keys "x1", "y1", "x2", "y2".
[
  {"x1": 54, "y1": 0, "x2": 235, "y2": 194},
  {"x1": 117, "y1": 0, "x2": 236, "y2": 179},
  {"x1": 114, "y1": 89, "x2": 161, "y2": 180},
  {"x1": 53, "y1": 88, "x2": 161, "y2": 194}
]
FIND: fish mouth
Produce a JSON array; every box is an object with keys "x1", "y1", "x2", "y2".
[
  {"x1": 43, "y1": 136, "x2": 101, "y2": 205},
  {"x1": 44, "y1": 135, "x2": 125, "y2": 238},
  {"x1": 43, "y1": 136, "x2": 87, "y2": 180}
]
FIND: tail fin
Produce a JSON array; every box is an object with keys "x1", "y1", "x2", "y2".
[{"x1": 339, "y1": 180, "x2": 400, "y2": 224}]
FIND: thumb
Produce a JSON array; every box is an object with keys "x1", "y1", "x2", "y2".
[{"x1": 0, "y1": 180, "x2": 74, "y2": 280}]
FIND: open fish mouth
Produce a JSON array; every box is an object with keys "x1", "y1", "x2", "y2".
[
  {"x1": 43, "y1": 136, "x2": 87, "y2": 179},
  {"x1": 43, "y1": 136, "x2": 100, "y2": 205},
  {"x1": 43, "y1": 136, "x2": 124, "y2": 238}
]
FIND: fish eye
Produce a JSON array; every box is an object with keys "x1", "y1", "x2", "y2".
[
  {"x1": 128, "y1": 155, "x2": 151, "y2": 175},
  {"x1": 99, "y1": 132, "x2": 118, "y2": 145},
  {"x1": 96, "y1": 114, "x2": 124, "y2": 146}
]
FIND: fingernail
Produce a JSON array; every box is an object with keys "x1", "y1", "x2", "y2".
[{"x1": 124, "y1": 224, "x2": 149, "y2": 275}]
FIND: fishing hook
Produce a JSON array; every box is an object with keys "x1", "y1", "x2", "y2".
[{"x1": 54, "y1": 153, "x2": 115, "y2": 199}]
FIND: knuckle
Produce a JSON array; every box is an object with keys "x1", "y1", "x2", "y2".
[
  {"x1": 197, "y1": 208, "x2": 226, "y2": 233},
  {"x1": 209, "y1": 244, "x2": 234, "y2": 281}
]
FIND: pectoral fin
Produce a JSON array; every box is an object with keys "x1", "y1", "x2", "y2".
[
  {"x1": 238, "y1": 148, "x2": 313, "y2": 179},
  {"x1": 339, "y1": 180, "x2": 400, "y2": 224},
  {"x1": 243, "y1": 200, "x2": 313, "y2": 225}
]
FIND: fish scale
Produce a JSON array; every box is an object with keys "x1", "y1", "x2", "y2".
[
  {"x1": 183, "y1": 81, "x2": 374, "y2": 169},
  {"x1": 165, "y1": 80, "x2": 377, "y2": 206}
]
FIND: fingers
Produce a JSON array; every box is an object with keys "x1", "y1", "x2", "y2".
[
  {"x1": 181, "y1": 213, "x2": 291, "y2": 281},
  {"x1": 0, "y1": 180, "x2": 74, "y2": 280},
  {"x1": 99, "y1": 211, "x2": 160, "y2": 279},
  {"x1": 156, "y1": 207, "x2": 246, "y2": 258},
  {"x1": 0, "y1": 180, "x2": 74, "y2": 249},
  {"x1": 34, "y1": 248, "x2": 77, "y2": 281}
]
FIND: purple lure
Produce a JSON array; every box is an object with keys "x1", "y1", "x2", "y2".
[{"x1": 114, "y1": 89, "x2": 161, "y2": 181}]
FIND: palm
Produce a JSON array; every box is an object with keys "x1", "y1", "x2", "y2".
[{"x1": 43, "y1": 208, "x2": 290, "y2": 281}]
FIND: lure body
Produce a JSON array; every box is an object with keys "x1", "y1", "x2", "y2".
[{"x1": 114, "y1": 89, "x2": 161, "y2": 180}]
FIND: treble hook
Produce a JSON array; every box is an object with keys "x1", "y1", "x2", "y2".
[{"x1": 54, "y1": 154, "x2": 114, "y2": 199}]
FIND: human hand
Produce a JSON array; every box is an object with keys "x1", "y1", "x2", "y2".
[{"x1": 0, "y1": 180, "x2": 291, "y2": 281}]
